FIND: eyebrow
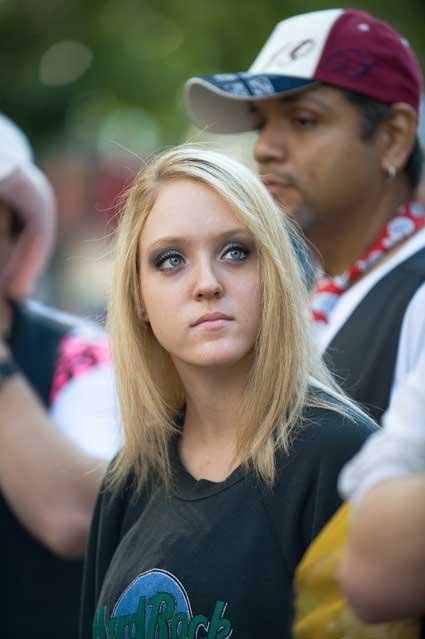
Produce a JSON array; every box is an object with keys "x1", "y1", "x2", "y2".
[
  {"x1": 251, "y1": 92, "x2": 333, "y2": 113},
  {"x1": 144, "y1": 228, "x2": 251, "y2": 253}
]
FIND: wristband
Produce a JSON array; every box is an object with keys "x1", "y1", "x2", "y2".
[{"x1": 0, "y1": 357, "x2": 19, "y2": 390}]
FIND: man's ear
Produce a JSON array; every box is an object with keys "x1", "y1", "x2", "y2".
[{"x1": 380, "y1": 103, "x2": 418, "y2": 175}]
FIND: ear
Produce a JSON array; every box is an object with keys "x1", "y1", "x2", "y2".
[{"x1": 380, "y1": 103, "x2": 418, "y2": 175}]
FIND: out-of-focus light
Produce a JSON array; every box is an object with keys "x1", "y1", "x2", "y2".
[
  {"x1": 40, "y1": 41, "x2": 93, "y2": 86},
  {"x1": 97, "y1": 107, "x2": 160, "y2": 159},
  {"x1": 66, "y1": 94, "x2": 120, "y2": 144},
  {"x1": 135, "y1": 17, "x2": 184, "y2": 61}
]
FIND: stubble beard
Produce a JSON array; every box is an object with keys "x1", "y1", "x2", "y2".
[{"x1": 291, "y1": 205, "x2": 318, "y2": 234}]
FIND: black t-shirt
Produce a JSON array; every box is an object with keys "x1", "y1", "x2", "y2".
[{"x1": 81, "y1": 402, "x2": 375, "y2": 639}]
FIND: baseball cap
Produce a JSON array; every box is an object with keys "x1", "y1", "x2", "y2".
[
  {"x1": 186, "y1": 9, "x2": 422, "y2": 134},
  {"x1": 0, "y1": 113, "x2": 56, "y2": 298}
]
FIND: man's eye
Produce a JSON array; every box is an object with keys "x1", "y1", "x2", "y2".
[
  {"x1": 293, "y1": 116, "x2": 317, "y2": 127},
  {"x1": 154, "y1": 251, "x2": 185, "y2": 271},
  {"x1": 222, "y1": 244, "x2": 249, "y2": 262}
]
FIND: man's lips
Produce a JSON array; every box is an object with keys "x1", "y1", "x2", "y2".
[
  {"x1": 191, "y1": 312, "x2": 233, "y2": 328},
  {"x1": 260, "y1": 174, "x2": 295, "y2": 189}
]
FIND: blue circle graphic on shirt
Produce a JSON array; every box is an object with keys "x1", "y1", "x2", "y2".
[{"x1": 112, "y1": 568, "x2": 192, "y2": 630}]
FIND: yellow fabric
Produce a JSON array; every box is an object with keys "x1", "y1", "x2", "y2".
[{"x1": 293, "y1": 502, "x2": 421, "y2": 639}]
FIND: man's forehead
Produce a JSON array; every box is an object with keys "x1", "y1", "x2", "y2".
[{"x1": 252, "y1": 85, "x2": 342, "y2": 111}]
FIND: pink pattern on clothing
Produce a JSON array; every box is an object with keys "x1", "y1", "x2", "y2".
[{"x1": 49, "y1": 334, "x2": 110, "y2": 404}]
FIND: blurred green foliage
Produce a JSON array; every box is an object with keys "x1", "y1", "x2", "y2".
[{"x1": 1, "y1": 0, "x2": 424, "y2": 154}]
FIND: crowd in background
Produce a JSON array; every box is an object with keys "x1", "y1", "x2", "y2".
[{"x1": 2, "y1": 5, "x2": 425, "y2": 639}]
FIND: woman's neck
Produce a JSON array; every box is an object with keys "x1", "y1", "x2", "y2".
[{"x1": 176, "y1": 362, "x2": 250, "y2": 481}]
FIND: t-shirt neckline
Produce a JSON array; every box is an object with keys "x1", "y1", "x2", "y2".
[{"x1": 169, "y1": 434, "x2": 246, "y2": 501}]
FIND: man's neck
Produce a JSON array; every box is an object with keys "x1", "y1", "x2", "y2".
[{"x1": 307, "y1": 183, "x2": 413, "y2": 276}]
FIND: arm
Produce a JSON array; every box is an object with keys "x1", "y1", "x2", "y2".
[
  {"x1": 0, "y1": 337, "x2": 107, "y2": 559},
  {"x1": 338, "y1": 475, "x2": 425, "y2": 622},
  {"x1": 338, "y1": 351, "x2": 425, "y2": 621}
]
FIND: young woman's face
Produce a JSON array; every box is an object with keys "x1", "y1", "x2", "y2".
[{"x1": 139, "y1": 178, "x2": 261, "y2": 375}]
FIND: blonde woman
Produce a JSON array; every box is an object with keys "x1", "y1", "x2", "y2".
[{"x1": 81, "y1": 147, "x2": 375, "y2": 639}]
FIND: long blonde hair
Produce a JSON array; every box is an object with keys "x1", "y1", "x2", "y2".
[{"x1": 108, "y1": 146, "x2": 359, "y2": 492}]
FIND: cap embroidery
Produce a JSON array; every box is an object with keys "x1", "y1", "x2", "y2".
[
  {"x1": 290, "y1": 39, "x2": 315, "y2": 60},
  {"x1": 263, "y1": 39, "x2": 317, "y2": 70},
  {"x1": 322, "y1": 49, "x2": 378, "y2": 79}
]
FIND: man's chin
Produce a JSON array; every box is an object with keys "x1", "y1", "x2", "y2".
[
  {"x1": 293, "y1": 207, "x2": 318, "y2": 232},
  {"x1": 272, "y1": 196, "x2": 317, "y2": 232}
]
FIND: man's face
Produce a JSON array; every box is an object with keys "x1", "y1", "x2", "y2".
[{"x1": 253, "y1": 85, "x2": 385, "y2": 233}]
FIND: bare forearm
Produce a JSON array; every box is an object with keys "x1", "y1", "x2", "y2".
[
  {"x1": 338, "y1": 476, "x2": 425, "y2": 621},
  {"x1": 0, "y1": 372, "x2": 107, "y2": 558}
]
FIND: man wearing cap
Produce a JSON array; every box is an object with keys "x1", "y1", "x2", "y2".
[
  {"x1": 186, "y1": 9, "x2": 425, "y2": 628},
  {"x1": 0, "y1": 114, "x2": 120, "y2": 638},
  {"x1": 186, "y1": 8, "x2": 425, "y2": 426}
]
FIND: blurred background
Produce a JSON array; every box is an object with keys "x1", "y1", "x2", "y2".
[{"x1": 2, "y1": 0, "x2": 424, "y2": 317}]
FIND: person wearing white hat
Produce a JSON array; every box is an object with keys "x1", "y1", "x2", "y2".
[
  {"x1": 0, "y1": 114, "x2": 120, "y2": 639},
  {"x1": 0, "y1": 113, "x2": 56, "y2": 300}
]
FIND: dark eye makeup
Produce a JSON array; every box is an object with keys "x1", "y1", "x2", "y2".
[
  {"x1": 221, "y1": 242, "x2": 251, "y2": 262},
  {"x1": 151, "y1": 239, "x2": 253, "y2": 272},
  {"x1": 152, "y1": 250, "x2": 185, "y2": 272}
]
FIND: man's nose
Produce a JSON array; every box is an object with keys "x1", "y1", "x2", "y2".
[{"x1": 253, "y1": 121, "x2": 288, "y2": 166}]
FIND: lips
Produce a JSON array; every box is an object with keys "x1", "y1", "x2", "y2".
[
  {"x1": 191, "y1": 312, "x2": 233, "y2": 327},
  {"x1": 260, "y1": 174, "x2": 294, "y2": 189}
]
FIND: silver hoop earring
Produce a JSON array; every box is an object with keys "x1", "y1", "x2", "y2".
[{"x1": 387, "y1": 164, "x2": 397, "y2": 179}]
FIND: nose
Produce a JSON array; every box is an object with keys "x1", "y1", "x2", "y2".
[
  {"x1": 253, "y1": 121, "x2": 288, "y2": 167},
  {"x1": 192, "y1": 259, "x2": 223, "y2": 300}
]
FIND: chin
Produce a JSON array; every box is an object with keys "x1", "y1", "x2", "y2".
[
  {"x1": 194, "y1": 355, "x2": 246, "y2": 369},
  {"x1": 293, "y1": 206, "x2": 317, "y2": 231},
  {"x1": 185, "y1": 346, "x2": 254, "y2": 370},
  {"x1": 268, "y1": 188, "x2": 313, "y2": 225}
]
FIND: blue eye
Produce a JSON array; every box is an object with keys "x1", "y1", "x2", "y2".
[
  {"x1": 222, "y1": 243, "x2": 250, "y2": 262},
  {"x1": 153, "y1": 251, "x2": 185, "y2": 271}
]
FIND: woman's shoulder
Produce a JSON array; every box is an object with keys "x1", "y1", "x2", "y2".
[
  {"x1": 277, "y1": 392, "x2": 377, "y2": 478},
  {"x1": 96, "y1": 461, "x2": 153, "y2": 522},
  {"x1": 264, "y1": 394, "x2": 377, "y2": 570},
  {"x1": 301, "y1": 390, "x2": 377, "y2": 446}
]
